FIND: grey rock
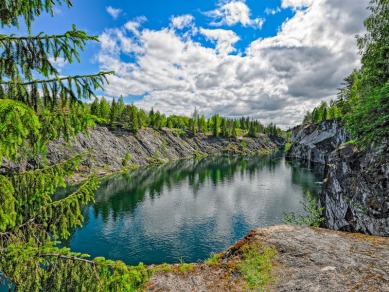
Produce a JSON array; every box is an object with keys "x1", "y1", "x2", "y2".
[
  {"x1": 1, "y1": 126, "x2": 278, "y2": 175},
  {"x1": 320, "y1": 140, "x2": 389, "y2": 236},
  {"x1": 287, "y1": 120, "x2": 349, "y2": 164}
]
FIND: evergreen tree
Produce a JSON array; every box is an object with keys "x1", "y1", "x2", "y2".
[
  {"x1": 357, "y1": 0, "x2": 389, "y2": 89},
  {"x1": 90, "y1": 97, "x2": 99, "y2": 116},
  {"x1": 138, "y1": 108, "x2": 149, "y2": 128},
  {"x1": 191, "y1": 107, "x2": 199, "y2": 136},
  {"x1": 148, "y1": 107, "x2": 155, "y2": 128},
  {"x1": 117, "y1": 95, "x2": 125, "y2": 115},
  {"x1": 198, "y1": 115, "x2": 207, "y2": 133},
  {"x1": 98, "y1": 97, "x2": 110, "y2": 120},
  {"x1": 0, "y1": 2, "x2": 150, "y2": 290},
  {"x1": 346, "y1": 0, "x2": 389, "y2": 145},
  {"x1": 129, "y1": 105, "x2": 140, "y2": 133},
  {"x1": 211, "y1": 114, "x2": 220, "y2": 137},
  {"x1": 109, "y1": 98, "x2": 120, "y2": 126},
  {"x1": 248, "y1": 121, "x2": 258, "y2": 137}
]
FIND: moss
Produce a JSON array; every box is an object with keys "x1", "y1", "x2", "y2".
[
  {"x1": 155, "y1": 263, "x2": 172, "y2": 272},
  {"x1": 238, "y1": 244, "x2": 277, "y2": 290},
  {"x1": 178, "y1": 263, "x2": 195, "y2": 273}
]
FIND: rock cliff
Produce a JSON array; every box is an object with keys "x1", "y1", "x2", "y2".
[
  {"x1": 1, "y1": 126, "x2": 278, "y2": 177},
  {"x1": 287, "y1": 119, "x2": 389, "y2": 236},
  {"x1": 320, "y1": 141, "x2": 389, "y2": 236},
  {"x1": 287, "y1": 119, "x2": 349, "y2": 164}
]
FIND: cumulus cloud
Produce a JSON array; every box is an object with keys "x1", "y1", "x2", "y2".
[
  {"x1": 106, "y1": 6, "x2": 122, "y2": 19},
  {"x1": 97, "y1": 0, "x2": 369, "y2": 128},
  {"x1": 200, "y1": 28, "x2": 240, "y2": 55},
  {"x1": 205, "y1": 0, "x2": 264, "y2": 29},
  {"x1": 170, "y1": 14, "x2": 194, "y2": 29}
]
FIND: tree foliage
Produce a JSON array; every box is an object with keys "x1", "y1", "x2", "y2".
[{"x1": 0, "y1": 1, "x2": 151, "y2": 291}]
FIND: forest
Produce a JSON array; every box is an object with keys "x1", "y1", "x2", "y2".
[{"x1": 87, "y1": 97, "x2": 282, "y2": 137}]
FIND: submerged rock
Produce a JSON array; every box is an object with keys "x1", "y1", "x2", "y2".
[{"x1": 287, "y1": 119, "x2": 349, "y2": 164}]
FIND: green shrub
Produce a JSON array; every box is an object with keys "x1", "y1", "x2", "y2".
[
  {"x1": 205, "y1": 253, "x2": 219, "y2": 265},
  {"x1": 284, "y1": 191, "x2": 324, "y2": 227},
  {"x1": 122, "y1": 152, "x2": 131, "y2": 167}
]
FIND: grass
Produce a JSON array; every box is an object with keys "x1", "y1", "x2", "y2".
[
  {"x1": 177, "y1": 258, "x2": 195, "y2": 273},
  {"x1": 205, "y1": 253, "x2": 220, "y2": 265},
  {"x1": 238, "y1": 244, "x2": 277, "y2": 290},
  {"x1": 154, "y1": 263, "x2": 172, "y2": 272}
]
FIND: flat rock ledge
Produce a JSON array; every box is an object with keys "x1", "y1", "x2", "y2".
[{"x1": 146, "y1": 225, "x2": 389, "y2": 291}]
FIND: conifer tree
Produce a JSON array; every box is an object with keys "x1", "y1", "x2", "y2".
[
  {"x1": 211, "y1": 114, "x2": 220, "y2": 137},
  {"x1": 98, "y1": 97, "x2": 111, "y2": 120},
  {"x1": 0, "y1": 1, "x2": 151, "y2": 290},
  {"x1": 90, "y1": 97, "x2": 99, "y2": 116},
  {"x1": 109, "y1": 98, "x2": 120, "y2": 126}
]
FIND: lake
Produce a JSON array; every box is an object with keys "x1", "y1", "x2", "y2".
[{"x1": 61, "y1": 154, "x2": 324, "y2": 265}]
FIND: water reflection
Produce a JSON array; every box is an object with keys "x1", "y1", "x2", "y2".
[{"x1": 63, "y1": 154, "x2": 324, "y2": 265}]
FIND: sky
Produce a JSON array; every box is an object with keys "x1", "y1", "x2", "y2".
[{"x1": 3, "y1": 0, "x2": 370, "y2": 128}]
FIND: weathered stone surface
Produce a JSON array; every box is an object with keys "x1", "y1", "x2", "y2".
[
  {"x1": 147, "y1": 225, "x2": 389, "y2": 291},
  {"x1": 320, "y1": 141, "x2": 389, "y2": 236},
  {"x1": 0, "y1": 126, "x2": 277, "y2": 176},
  {"x1": 287, "y1": 120, "x2": 349, "y2": 164}
]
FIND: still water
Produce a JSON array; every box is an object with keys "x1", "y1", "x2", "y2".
[{"x1": 62, "y1": 154, "x2": 324, "y2": 265}]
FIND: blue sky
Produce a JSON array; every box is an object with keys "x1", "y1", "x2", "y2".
[{"x1": 3, "y1": 0, "x2": 370, "y2": 128}]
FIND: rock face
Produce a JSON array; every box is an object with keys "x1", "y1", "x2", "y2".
[
  {"x1": 287, "y1": 119, "x2": 389, "y2": 236},
  {"x1": 147, "y1": 225, "x2": 389, "y2": 291},
  {"x1": 320, "y1": 141, "x2": 389, "y2": 236},
  {"x1": 1, "y1": 126, "x2": 277, "y2": 175},
  {"x1": 287, "y1": 119, "x2": 349, "y2": 164}
]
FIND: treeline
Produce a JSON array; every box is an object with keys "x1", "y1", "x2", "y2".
[
  {"x1": 302, "y1": 100, "x2": 342, "y2": 124},
  {"x1": 303, "y1": 1, "x2": 389, "y2": 147},
  {"x1": 89, "y1": 97, "x2": 283, "y2": 138}
]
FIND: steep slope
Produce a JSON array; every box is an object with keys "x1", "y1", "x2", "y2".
[
  {"x1": 1, "y1": 126, "x2": 278, "y2": 177},
  {"x1": 287, "y1": 120, "x2": 389, "y2": 236},
  {"x1": 320, "y1": 141, "x2": 389, "y2": 236},
  {"x1": 287, "y1": 120, "x2": 349, "y2": 164}
]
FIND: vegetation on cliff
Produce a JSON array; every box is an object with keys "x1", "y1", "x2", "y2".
[{"x1": 302, "y1": 0, "x2": 389, "y2": 147}]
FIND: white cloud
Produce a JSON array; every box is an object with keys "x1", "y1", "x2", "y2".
[
  {"x1": 48, "y1": 57, "x2": 67, "y2": 72},
  {"x1": 170, "y1": 14, "x2": 194, "y2": 29},
  {"x1": 205, "y1": 1, "x2": 265, "y2": 29},
  {"x1": 106, "y1": 6, "x2": 122, "y2": 19},
  {"x1": 97, "y1": 0, "x2": 369, "y2": 129},
  {"x1": 265, "y1": 7, "x2": 281, "y2": 15},
  {"x1": 200, "y1": 28, "x2": 240, "y2": 55},
  {"x1": 281, "y1": 0, "x2": 315, "y2": 9}
]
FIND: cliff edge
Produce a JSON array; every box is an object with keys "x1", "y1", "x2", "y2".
[{"x1": 146, "y1": 225, "x2": 389, "y2": 291}]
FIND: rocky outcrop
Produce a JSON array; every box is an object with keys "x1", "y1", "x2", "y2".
[
  {"x1": 287, "y1": 119, "x2": 349, "y2": 164},
  {"x1": 1, "y1": 126, "x2": 278, "y2": 176},
  {"x1": 147, "y1": 225, "x2": 389, "y2": 291},
  {"x1": 287, "y1": 120, "x2": 389, "y2": 236},
  {"x1": 320, "y1": 141, "x2": 389, "y2": 236}
]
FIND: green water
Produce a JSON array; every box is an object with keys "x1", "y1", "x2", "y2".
[{"x1": 62, "y1": 154, "x2": 324, "y2": 265}]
